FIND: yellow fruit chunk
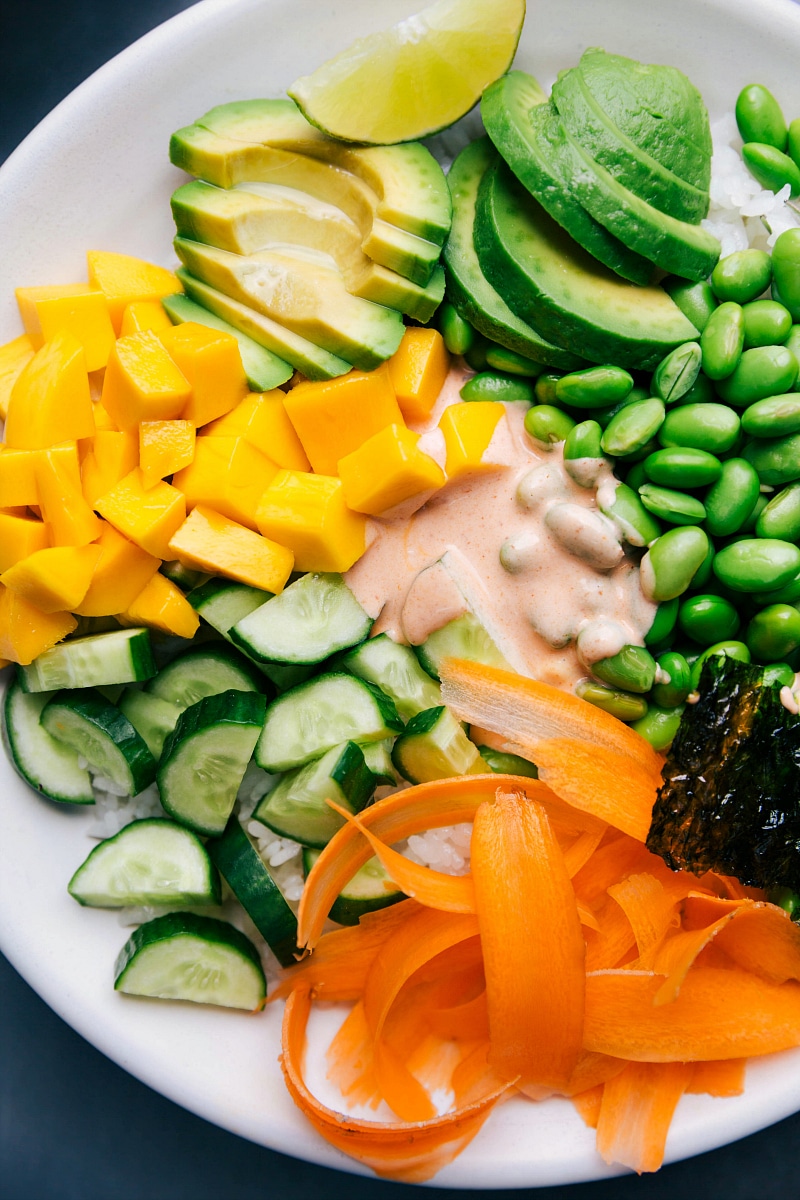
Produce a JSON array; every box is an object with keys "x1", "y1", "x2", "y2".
[
  {"x1": 0, "y1": 333, "x2": 35, "y2": 422},
  {"x1": 102, "y1": 331, "x2": 192, "y2": 431},
  {"x1": 169, "y1": 504, "x2": 293, "y2": 593},
  {"x1": 388, "y1": 327, "x2": 451, "y2": 423},
  {"x1": 87, "y1": 250, "x2": 180, "y2": 334},
  {"x1": 0, "y1": 584, "x2": 77, "y2": 665},
  {"x1": 92, "y1": 401, "x2": 118, "y2": 431},
  {"x1": 203, "y1": 389, "x2": 311, "y2": 471},
  {"x1": 172, "y1": 436, "x2": 277, "y2": 529},
  {"x1": 95, "y1": 469, "x2": 186, "y2": 560},
  {"x1": 439, "y1": 400, "x2": 504, "y2": 480},
  {"x1": 74, "y1": 522, "x2": 160, "y2": 617},
  {"x1": 35, "y1": 443, "x2": 102, "y2": 546},
  {"x1": 120, "y1": 571, "x2": 200, "y2": 639},
  {"x1": 282, "y1": 364, "x2": 404, "y2": 475},
  {"x1": 4, "y1": 330, "x2": 94, "y2": 450},
  {"x1": 0, "y1": 509, "x2": 50, "y2": 572},
  {"x1": 81, "y1": 429, "x2": 140, "y2": 507},
  {"x1": 338, "y1": 423, "x2": 445, "y2": 515},
  {"x1": 161, "y1": 322, "x2": 248, "y2": 426},
  {"x1": 0, "y1": 447, "x2": 39, "y2": 508},
  {"x1": 120, "y1": 299, "x2": 174, "y2": 338},
  {"x1": 256, "y1": 469, "x2": 366, "y2": 572},
  {"x1": 16, "y1": 284, "x2": 116, "y2": 372},
  {"x1": 1, "y1": 544, "x2": 102, "y2": 614},
  {"x1": 139, "y1": 421, "x2": 196, "y2": 490}
]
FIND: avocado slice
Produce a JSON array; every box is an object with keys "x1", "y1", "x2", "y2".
[
  {"x1": 551, "y1": 67, "x2": 709, "y2": 223},
  {"x1": 174, "y1": 238, "x2": 404, "y2": 373},
  {"x1": 474, "y1": 160, "x2": 699, "y2": 369},
  {"x1": 176, "y1": 269, "x2": 352, "y2": 381},
  {"x1": 481, "y1": 74, "x2": 652, "y2": 286},
  {"x1": 444, "y1": 138, "x2": 585, "y2": 370},
  {"x1": 161, "y1": 292, "x2": 293, "y2": 391}
]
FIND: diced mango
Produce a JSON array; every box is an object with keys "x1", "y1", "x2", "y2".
[
  {"x1": 0, "y1": 447, "x2": 39, "y2": 508},
  {"x1": 0, "y1": 583, "x2": 77, "y2": 665},
  {"x1": 388, "y1": 327, "x2": 451, "y2": 423},
  {"x1": 169, "y1": 504, "x2": 293, "y2": 593},
  {"x1": 172, "y1": 436, "x2": 277, "y2": 529},
  {"x1": 439, "y1": 401, "x2": 505, "y2": 480},
  {"x1": 87, "y1": 251, "x2": 180, "y2": 334},
  {"x1": 74, "y1": 521, "x2": 161, "y2": 617},
  {"x1": 338, "y1": 423, "x2": 445, "y2": 515},
  {"x1": 102, "y1": 331, "x2": 192, "y2": 430},
  {"x1": 4, "y1": 330, "x2": 94, "y2": 450},
  {"x1": 92, "y1": 401, "x2": 118, "y2": 431},
  {"x1": 139, "y1": 421, "x2": 196, "y2": 490},
  {"x1": 0, "y1": 509, "x2": 50, "y2": 572},
  {"x1": 16, "y1": 284, "x2": 116, "y2": 372},
  {"x1": 203, "y1": 389, "x2": 311, "y2": 471},
  {"x1": 121, "y1": 299, "x2": 174, "y2": 338},
  {"x1": 282, "y1": 364, "x2": 404, "y2": 475},
  {"x1": 1, "y1": 544, "x2": 102, "y2": 613},
  {"x1": 161, "y1": 322, "x2": 248, "y2": 427},
  {"x1": 81, "y1": 429, "x2": 140, "y2": 507},
  {"x1": 256, "y1": 470, "x2": 366, "y2": 572},
  {"x1": 0, "y1": 333, "x2": 36, "y2": 422},
  {"x1": 35, "y1": 443, "x2": 102, "y2": 546},
  {"x1": 95, "y1": 469, "x2": 186, "y2": 560},
  {"x1": 120, "y1": 571, "x2": 200, "y2": 639}
]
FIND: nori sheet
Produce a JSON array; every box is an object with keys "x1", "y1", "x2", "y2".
[{"x1": 646, "y1": 655, "x2": 800, "y2": 892}]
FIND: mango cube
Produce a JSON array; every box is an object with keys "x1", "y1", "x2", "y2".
[
  {"x1": 388, "y1": 327, "x2": 451, "y2": 423},
  {"x1": 74, "y1": 522, "x2": 160, "y2": 617},
  {"x1": 102, "y1": 331, "x2": 192, "y2": 430},
  {"x1": 120, "y1": 571, "x2": 200, "y2": 639},
  {"x1": 81, "y1": 429, "x2": 140, "y2": 506},
  {"x1": 203, "y1": 389, "x2": 311, "y2": 471},
  {"x1": 256, "y1": 470, "x2": 366, "y2": 572},
  {"x1": 282, "y1": 364, "x2": 404, "y2": 475},
  {"x1": 0, "y1": 584, "x2": 77, "y2": 665},
  {"x1": 139, "y1": 421, "x2": 196, "y2": 490},
  {"x1": 161, "y1": 322, "x2": 248, "y2": 426},
  {"x1": 35, "y1": 442, "x2": 102, "y2": 546},
  {"x1": 87, "y1": 250, "x2": 180, "y2": 334},
  {"x1": 120, "y1": 299, "x2": 175, "y2": 338},
  {"x1": 0, "y1": 509, "x2": 50, "y2": 573},
  {"x1": 95, "y1": 469, "x2": 186, "y2": 560},
  {"x1": 0, "y1": 447, "x2": 39, "y2": 508},
  {"x1": 169, "y1": 505, "x2": 293, "y2": 593},
  {"x1": 4, "y1": 330, "x2": 94, "y2": 450},
  {"x1": 172, "y1": 436, "x2": 276, "y2": 529},
  {"x1": 0, "y1": 333, "x2": 35, "y2": 422},
  {"x1": 16, "y1": 284, "x2": 116, "y2": 372},
  {"x1": 338, "y1": 424, "x2": 445, "y2": 515},
  {"x1": 439, "y1": 401, "x2": 505, "y2": 481},
  {"x1": 1, "y1": 544, "x2": 102, "y2": 613}
]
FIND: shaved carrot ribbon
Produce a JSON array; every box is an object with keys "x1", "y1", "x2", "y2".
[{"x1": 595, "y1": 1061, "x2": 692, "y2": 1174}]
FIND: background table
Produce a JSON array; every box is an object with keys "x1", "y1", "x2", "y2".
[{"x1": 2, "y1": 2, "x2": 800, "y2": 1196}]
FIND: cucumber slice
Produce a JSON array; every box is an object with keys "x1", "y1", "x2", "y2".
[
  {"x1": 68, "y1": 818, "x2": 221, "y2": 907},
  {"x1": 114, "y1": 911, "x2": 266, "y2": 1009},
  {"x1": 254, "y1": 740, "x2": 377, "y2": 847},
  {"x1": 145, "y1": 643, "x2": 265, "y2": 711},
  {"x1": 477, "y1": 746, "x2": 538, "y2": 778},
  {"x1": 340, "y1": 632, "x2": 441, "y2": 720},
  {"x1": 41, "y1": 690, "x2": 157, "y2": 796},
  {"x1": 392, "y1": 706, "x2": 487, "y2": 784},
  {"x1": 162, "y1": 292, "x2": 293, "y2": 392},
  {"x1": 158, "y1": 690, "x2": 267, "y2": 836},
  {"x1": 256, "y1": 672, "x2": 402, "y2": 772},
  {"x1": 2, "y1": 678, "x2": 94, "y2": 804},
  {"x1": 359, "y1": 738, "x2": 398, "y2": 786},
  {"x1": 303, "y1": 847, "x2": 404, "y2": 925},
  {"x1": 416, "y1": 613, "x2": 511, "y2": 680},
  {"x1": 207, "y1": 817, "x2": 298, "y2": 966},
  {"x1": 118, "y1": 689, "x2": 181, "y2": 760},
  {"x1": 231, "y1": 572, "x2": 372, "y2": 666},
  {"x1": 19, "y1": 628, "x2": 156, "y2": 694}
]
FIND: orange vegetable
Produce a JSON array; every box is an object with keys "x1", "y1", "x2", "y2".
[
  {"x1": 687, "y1": 1059, "x2": 746, "y2": 1097},
  {"x1": 683, "y1": 893, "x2": 800, "y2": 985},
  {"x1": 595, "y1": 1061, "x2": 693, "y2": 1174}
]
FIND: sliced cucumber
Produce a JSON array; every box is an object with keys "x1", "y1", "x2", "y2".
[
  {"x1": 392, "y1": 706, "x2": 487, "y2": 784},
  {"x1": 254, "y1": 740, "x2": 377, "y2": 847},
  {"x1": 359, "y1": 738, "x2": 398, "y2": 786},
  {"x1": 303, "y1": 847, "x2": 404, "y2": 925},
  {"x1": 256, "y1": 672, "x2": 402, "y2": 772},
  {"x1": 145, "y1": 643, "x2": 265, "y2": 711},
  {"x1": 19, "y1": 629, "x2": 156, "y2": 694},
  {"x1": 477, "y1": 746, "x2": 539, "y2": 778},
  {"x1": 416, "y1": 613, "x2": 511, "y2": 680},
  {"x1": 3, "y1": 678, "x2": 94, "y2": 804},
  {"x1": 114, "y1": 912, "x2": 266, "y2": 1009},
  {"x1": 41, "y1": 690, "x2": 157, "y2": 796},
  {"x1": 68, "y1": 818, "x2": 221, "y2": 907},
  {"x1": 207, "y1": 816, "x2": 298, "y2": 966},
  {"x1": 118, "y1": 689, "x2": 182, "y2": 760},
  {"x1": 158, "y1": 690, "x2": 267, "y2": 836},
  {"x1": 340, "y1": 633, "x2": 441, "y2": 720}
]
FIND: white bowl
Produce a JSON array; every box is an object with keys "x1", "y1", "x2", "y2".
[{"x1": 3, "y1": 0, "x2": 800, "y2": 1187}]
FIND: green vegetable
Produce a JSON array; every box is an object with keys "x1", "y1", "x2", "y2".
[
  {"x1": 524, "y1": 404, "x2": 576, "y2": 443},
  {"x1": 597, "y1": 481, "x2": 661, "y2": 547},
  {"x1": 651, "y1": 342, "x2": 701, "y2": 404},
  {"x1": 439, "y1": 301, "x2": 475, "y2": 355},
  {"x1": 591, "y1": 644, "x2": 656, "y2": 694},
  {"x1": 534, "y1": 372, "x2": 561, "y2": 404},
  {"x1": 574, "y1": 680, "x2": 648, "y2": 722},
  {"x1": 641, "y1": 526, "x2": 710, "y2": 602},
  {"x1": 770, "y1": 229, "x2": 800, "y2": 320},
  {"x1": 601, "y1": 397, "x2": 665, "y2": 457},
  {"x1": 743, "y1": 432, "x2": 800, "y2": 486},
  {"x1": 716, "y1": 344, "x2": 799, "y2": 406},
  {"x1": 563, "y1": 419, "x2": 603, "y2": 461},
  {"x1": 742, "y1": 298, "x2": 792, "y2": 348},
  {"x1": 652, "y1": 650, "x2": 692, "y2": 707},
  {"x1": 700, "y1": 300, "x2": 744, "y2": 380},
  {"x1": 755, "y1": 482, "x2": 800, "y2": 541},
  {"x1": 745, "y1": 604, "x2": 800, "y2": 662},
  {"x1": 555, "y1": 365, "x2": 634, "y2": 409},
  {"x1": 742, "y1": 142, "x2": 800, "y2": 197},
  {"x1": 689, "y1": 640, "x2": 751, "y2": 690},
  {"x1": 704, "y1": 458, "x2": 761, "y2": 537},
  {"x1": 662, "y1": 277, "x2": 717, "y2": 332},
  {"x1": 485, "y1": 345, "x2": 543, "y2": 376},
  {"x1": 741, "y1": 394, "x2": 800, "y2": 438},
  {"x1": 761, "y1": 662, "x2": 796, "y2": 688},
  {"x1": 735, "y1": 84, "x2": 787, "y2": 150},
  {"x1": 713, "y1": 538, "x2": 800, "y2": 593},
  {"x1": 643, "y1": 446, "x2": 722, "y2": 488},
  {"x1": 630, "y1": 703, "x2": 684, "y2": 751},
  {"x1": 460, "y1": 371, "x2": 535, "y2": 403},
  {"x1": 710, "y1": 249, "x2": 772, "y2": 304},
  {"x1": 658, "y1": 403, "x2": 740, "y2": 454},
  {"x1": 638, "y1": 484, "x2": 706, "y2": 525},
  {"x1": 644, "y1": 598, "x2": 679, "y2": 647},
  {"x1": 678, "y1": 594, "x2": 740, "y2": 646}
]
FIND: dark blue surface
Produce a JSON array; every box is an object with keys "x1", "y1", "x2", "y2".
[{"x1": 2, "y1": 3, "x2": 800, "y2": 1197}]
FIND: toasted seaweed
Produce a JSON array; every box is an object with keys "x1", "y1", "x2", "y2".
[{"x1": 647, "y1": 655, "x2": 800, "y2": 892}]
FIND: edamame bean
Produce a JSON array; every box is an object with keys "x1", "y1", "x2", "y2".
[
  {"x1": 544, "y1": 503, "x2": 624, "y2": 570},
  {"x1": 638, "y1": 484, "x2": 706, "y2": 525},
  {"x1": 700, "y1": 474, "x2": 748, "y2": 537},
  {"x1": 784, "y1": 327, "x2": 800, "y2": 391},
  {"x1": 755, "y1": 481, "x2": 800, "y2": 541},
  {"x1": 575, "y1": 680, "x2": 648, "y2": 722},
  {"x1": 673, "y1": 372, "x2": 715, "y2": 407},
  {"x1": 640, "y1": 526, "x2": 710, "y2": 602},
  {"x1": 742, "y1": 298, "x2": 793, "y2": 349},
  {"x1": 460, "y1": 372, "x2": 535, "y2": 403},
  {"x1": 524, "y1": 404, "x2": 576, "y2": 444},
  {"x1": 598, "y1": 481, "x2": 662, "y2": 548},
  {"x1": 766, "y1": 886, "x2": 800, "y2": 918},
  {"x1": 600, "y1": 398, "x2": 665, "y2": 457},
  {"x1": 592, "y1": 644, "x2": 657, "y2": 694},
  {"x1": 630, "y1": 703, "x2": 685, "y2": 751},
  {"x1": 689, "y1": 538, "x2": 716, "y2": 591},
  {"x1": 700, "y1": 301, "x2": 745, "y2": 380},
  {"x1": 662, "y1": 277, "x2": 718, "y2": 333},
  {"x1": 712, "y1": 538, "x2": 800, "y2": 592},
  {"x1": 715, "y1": 344, "x2": 799, "y2": 406},
  {"x1": 625, "y1": 460, "x2": 649, "y2": 491},
  {"x1": 741, "y1": 491, "x2": 769, "y2": 532},
  {"x1": 643, "y1": 447, "x2": 722, "y2": 488},
  {"x1": 659, "y1": 403, "x2": 741, "y2": 454},
  {"x1": 736, "y1": 84, "x2": 787, "y2": 150},
  {"x1": 678, "y1": 594, "x2": 740, "y2": 646},
  {"x1": 652, "y1": 650, "x2": 692, "y2": 706},
  {"x1": 591, "y1": 389, "x2": 647, "y2": 430},
  {"x1": 464, "y1": 335, "x2": 491, "y2": 372},
  {"x1": 771, "y1": 229, "x2": 800, "y2": 321},
  {"x1": 564, "y1": 420, "x2": 604, "y2": 487},
  {"x1": 789, "y1": 118, "x2": 800, "y2": 170},
  {"x1": 485, "y1": 345, "x2": 543, "y2": 377},
  {"x1": 710, "y1": 250, "x2": 772, "y2": 305},
  {"x1": 745, "y1": 604, "x2": 800, "y2": 661},
  {"x1": 690, "y1": 640, "x2": 751, "y2": 690},
  {"x1": 742, "y1": 143, "x2": 800, "y2": 197},
  {"x1": 645, "y1": 597, "x2": 679, "y2": 647},
  {"x1": 754, "y1": 568, "x2": 800, "y2": 606},
  {"x1": 761, "y1": 661, "x2": 796, "y2": 688},
  {"x1": 439, "y1": 302, "x2": 474, "y2": 355},
  {"x1": 651, "y1": 342, "x2": 702, "y2": 404},
  {"x1": 534, "y1": 372, "x2": 562, "y2": 404},
  {"x1": 742, "y1": 432, "x2": 800, "y2": 486},
  {"x1": 741, "y1": 394, "x2": 800, "y2": 438},
  {"x1": 555, "y1": 365, "x2": 634, "y2": 409}
]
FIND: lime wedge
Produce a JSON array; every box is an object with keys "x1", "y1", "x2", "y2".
[{"x1": 288, "y1": 0, "x2": 526, "y2": 145}]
